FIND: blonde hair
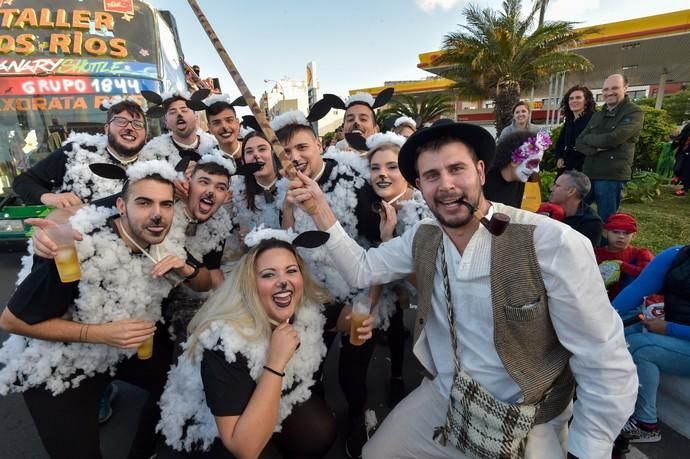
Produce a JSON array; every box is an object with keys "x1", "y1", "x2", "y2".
[
  {"x1": 186, "y1": 239, "x2": 331, "y2": 357},
  {"x1": 368, "y1": 143, "x2": 401, "y2": 162}
]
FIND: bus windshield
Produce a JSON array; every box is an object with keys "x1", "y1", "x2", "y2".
[{"x1": 0, "y1": 0, "x2": 187, "y2": 191}]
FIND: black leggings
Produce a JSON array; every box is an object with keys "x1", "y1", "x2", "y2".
[
  {"x1": 387, "y1": 302, "x2": 405, "y2": 378},
  {"x1": 23, "y1": 325, "x2": 174, "y2": 459},
  {"x1": 155, "y1": 395, "x2": 336, "y2": 459}
]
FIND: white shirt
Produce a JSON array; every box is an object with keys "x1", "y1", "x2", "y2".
[{"x1": 323, "y1": 202, "x2": 637, "y2": 459}]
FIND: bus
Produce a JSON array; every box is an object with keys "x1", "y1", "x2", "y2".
[{"x1": 0, "y1": 0, "x2": 189, "y2": 193}]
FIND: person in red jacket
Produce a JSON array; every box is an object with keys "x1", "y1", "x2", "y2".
[{"x1": 596, "y1": 213, "x2": 654, "y2": 300}]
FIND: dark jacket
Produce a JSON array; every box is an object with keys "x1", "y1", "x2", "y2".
[
  {"x1": 562, "y1": 201, "x2": 602, "y2": 248},
  {"x1": 12, "y1": 145, "x2": 72, "y2": 204},
  {"x1": 665, "y1": 245, "x2": 690, "y2": 326},
  {"x1": 576, "y1": 96, "x2": 644, "y2": 181},
  {"x1": 555, "y1": 112, "x2": 593, "y2": 171},
  {"x1": 483, "y1": 168, "x2": 525, "y2": 208}
]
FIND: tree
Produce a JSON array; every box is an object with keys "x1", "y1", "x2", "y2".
[
  {"x1": 634, "y1": 105, "x2": 676, "y2": 171},
  {"x1": 379, "y1": 93, "x2": 452, "y2": 129},
  {"x1": 637, "y1": 90, "x2": 690, "y2": 125},
  {"x1": 440, "y1": 0, "x2": 593, "y2": 135}
]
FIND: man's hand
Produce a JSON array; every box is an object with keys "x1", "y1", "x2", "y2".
[
  {"x1": 26, "y1": 217, "x2": 83, "y2": 259},
  {"x1": 90, "y1": 319, "x2": 156, "y2": 349},
  {"x1": 556, "y1": 158, "x2": 565, "y2": 169},
  {"x1": 40, "y1": 192, "x2": 82, "y2": 208},
  {"x1": 151, "y1": 255, "x2": 193, "y2": 279},
  {"x1": 642, "y1": 316, "x2": 667, "y2": 335},
  {"x1": 286, "y1": 170, "x2": 336, "y2": 230},
  {"x1": 174, "y1": 179, "x2": 190, "y2": 201}
]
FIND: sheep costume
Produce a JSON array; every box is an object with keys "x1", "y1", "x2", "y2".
[
  {"x1": 0, "y1": 160, "x2": 186, "y2": 396},
  {"x1": 157, "y1": 227, "x2": 327, "y2": 452}
]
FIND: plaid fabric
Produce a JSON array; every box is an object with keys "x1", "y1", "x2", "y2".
[
  {"x1": 433, "y1": 233, "x2": 538, "y2": 459},
  {"x1": 435, "y1": 367, "x2": 537, "y2": 459}
]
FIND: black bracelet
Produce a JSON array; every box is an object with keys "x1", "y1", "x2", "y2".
[
  {"x1": 184, "y1": 264, "x2": 200, "y2": 281},
  {"x1": 263, "y1": 365, "x2": 285, "y2": 378}
]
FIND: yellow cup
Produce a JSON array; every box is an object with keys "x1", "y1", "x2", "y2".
[
  {"x1": 349, "y1": 297, "x2": 371, "y2": 346},
  {"x1": 137, "y1": 335, "x2": 154, "y2": 360},
  {"x1": 45, "y1": 224, "x2": 81, "y2": 283}
]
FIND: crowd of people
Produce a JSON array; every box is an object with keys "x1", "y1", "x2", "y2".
[{"x1": 0, "y1": 71, "x2": 687, "y2": 459}]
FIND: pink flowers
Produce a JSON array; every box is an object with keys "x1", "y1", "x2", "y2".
[{"x1": 511, "y1": 131, "x2": 552, "y2": 163}]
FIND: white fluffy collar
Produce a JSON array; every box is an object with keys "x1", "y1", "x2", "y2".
[
  {"x1": 157, "y1": 301, "x2": 326, "y2": 452},
  {"x1": 139, "y1": 131, "x2": 218, "y2": 167},
  {"x1": 0, "y1": 205, "x2": 187, "y2": 395},
  {"x1": 61, "y1": 133, "x2": 124, "y2": 201}
]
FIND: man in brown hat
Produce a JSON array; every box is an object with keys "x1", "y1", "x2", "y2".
[{"x1": 287, "y1": 121, "x2": 637, "y2": 459}]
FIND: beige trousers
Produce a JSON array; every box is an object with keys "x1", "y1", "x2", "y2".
[{"x1": 362, "y1": 377, "x2": 571, "y2": 459}]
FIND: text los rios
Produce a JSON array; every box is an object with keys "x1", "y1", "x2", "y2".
[{"x1": 0, "y1": 8, "x2": 132, "y2": 58}]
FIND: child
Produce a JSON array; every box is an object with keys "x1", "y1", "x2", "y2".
[{"x1": 596, "y1": 213, "x2": 654, "y2": 300}]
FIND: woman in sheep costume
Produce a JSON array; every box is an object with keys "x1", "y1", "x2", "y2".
[{"x1": 156, "y1": 227, "x2": 372, "y2": 458}]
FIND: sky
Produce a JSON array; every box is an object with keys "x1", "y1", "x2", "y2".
[{"x1": 148, "y1": 0, "x2": 689, "y2": 102}]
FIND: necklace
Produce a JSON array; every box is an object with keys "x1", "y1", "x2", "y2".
[
  {"x1": 224, "y1": 142, "x2": 241, "y2": 160},
  {"x1": 173, "y1": 136, "x2": 200, "y2": 150},
  {"x1": 386, "y1": 188, "x2": 409, "y2": 207},
  {"x1": 116, "y1": 220, "x2": 183, "y2": 287},
  {"x1": 182, "y1": 207, "x2": 199, "y2": 236},
  {"x1": 312, "y1": 162, "x2": 327, "y2": 182},
  {"x1": 256, "y1": 176, "x2": 278, "y2": 204},
  {"x1": 106, "y1": 146, "x2": 138, "y2": 165}
]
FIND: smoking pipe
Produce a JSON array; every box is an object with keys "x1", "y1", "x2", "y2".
[{"x1": 459, "y1": 200, "x2": 510, "y2": 236}]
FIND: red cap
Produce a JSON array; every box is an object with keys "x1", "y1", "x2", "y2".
[
  {"x1": 604, "y1": 213, "x2": 637, "y2": 233},
  {"x1": 537, "y1": 203, "x2": 565, "y2": 221}
]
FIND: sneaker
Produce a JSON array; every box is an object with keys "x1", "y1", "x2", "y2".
[
  {"x1": 98, "y1": 383, "x2": 119, "y2": 424},
  {"x1": 674, "y1": 189, "x2": 687, "y2": 196},
  {"x1": 622, "y1": 417, "x2": 661, "y2": 443}
]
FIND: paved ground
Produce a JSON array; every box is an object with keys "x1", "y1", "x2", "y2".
[{"x1": 0, "y1": 244, "x2": 687, "y2": 458}]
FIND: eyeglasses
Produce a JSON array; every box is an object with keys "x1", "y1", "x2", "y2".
[{"x1": 109, "y1": 116, "x2": 146, "y2": 130}]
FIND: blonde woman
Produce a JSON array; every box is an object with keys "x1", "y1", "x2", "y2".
[{"x1": 157, "y1": 229, "x2": 373, "y2": 458}]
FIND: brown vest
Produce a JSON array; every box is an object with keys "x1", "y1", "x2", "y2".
[{"x1": 412, "y1": 223, "x2": 575, "y2": 424}]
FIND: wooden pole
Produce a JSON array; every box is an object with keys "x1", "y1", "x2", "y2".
[{"x1": 186, "y1": 0, "x2": 316, "y2": 213}]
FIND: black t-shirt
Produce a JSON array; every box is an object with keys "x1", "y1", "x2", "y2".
[
  {"x1": 201, "y1": 349, "x2": 255, "y2": 417},
  {"x1": 483, "y1": 168, "x2": 525, "y2": 208},
  {"x1": 12, "y1": 146, "x2": 71, "y2": 204},
  {"x1": 7, "y1": 255, "x2": 79, "y2": 325}
]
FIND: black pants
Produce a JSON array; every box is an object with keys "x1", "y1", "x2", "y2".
[
  {"x1": 23, "y1": 325, "x2": 174, "y2": 459},
  {"x1": 320, "y1": 303, "x2": 377, "y2": 419},
  {"x1": 387, "y1": 302, "x2": 405, "y2": 378},
  {"x1": 155, "y1": 395, "x2": 336, "y2": 459}
]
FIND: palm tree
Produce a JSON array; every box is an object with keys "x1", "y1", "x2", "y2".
[
  {"x1": 440, "y1": 0, "x2": 593, "y2": 135},
  {"x1": 379, "y1": 93, "x2": 452, "y2": 128}
]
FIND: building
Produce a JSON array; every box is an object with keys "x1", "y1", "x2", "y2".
[
  {"x1": 351, "y1": 9, "x2": 690, "y2": 131},
  {"x1": 260, "y1": 78, "x2": 344, "y2": 137}
]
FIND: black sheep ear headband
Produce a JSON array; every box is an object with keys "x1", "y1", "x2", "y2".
[
  {"x1": 311, "y1": 87, "x2": 395, "y2": 114},
  {"x1": 141, "y1": 88, "x2": 211, "y2": 118},
  {"x1": 244, "y1": 226, "x2": 330, "y2": 250},
  {"x1": 86, "y1": 160, "x2": 180, "y2": 207},
  {"x1": 98, "y1": 95, "x2": 146, "y2": 113}
]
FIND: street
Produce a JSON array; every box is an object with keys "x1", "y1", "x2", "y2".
[{"x1": 0, "y1": 246, "x2": 687, "y2": 458}]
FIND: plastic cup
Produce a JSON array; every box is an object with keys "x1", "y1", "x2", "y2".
[
  {"x1": 137, "y1": 334, "x2": 154, "y2": 360},
  {"x1": 349, "y1": 297, "x2": 371, "y2": 346},
  {"x1": 45, "y1": 224, "x2": 81, "y2": 283}
]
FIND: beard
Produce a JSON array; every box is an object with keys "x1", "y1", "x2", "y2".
[
  {"x1": 429, "y1": 206, "x2": 474, "y2": 229},
  {"x1": 108, "y1": 131, "x2": 144, "y2": 158}
]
